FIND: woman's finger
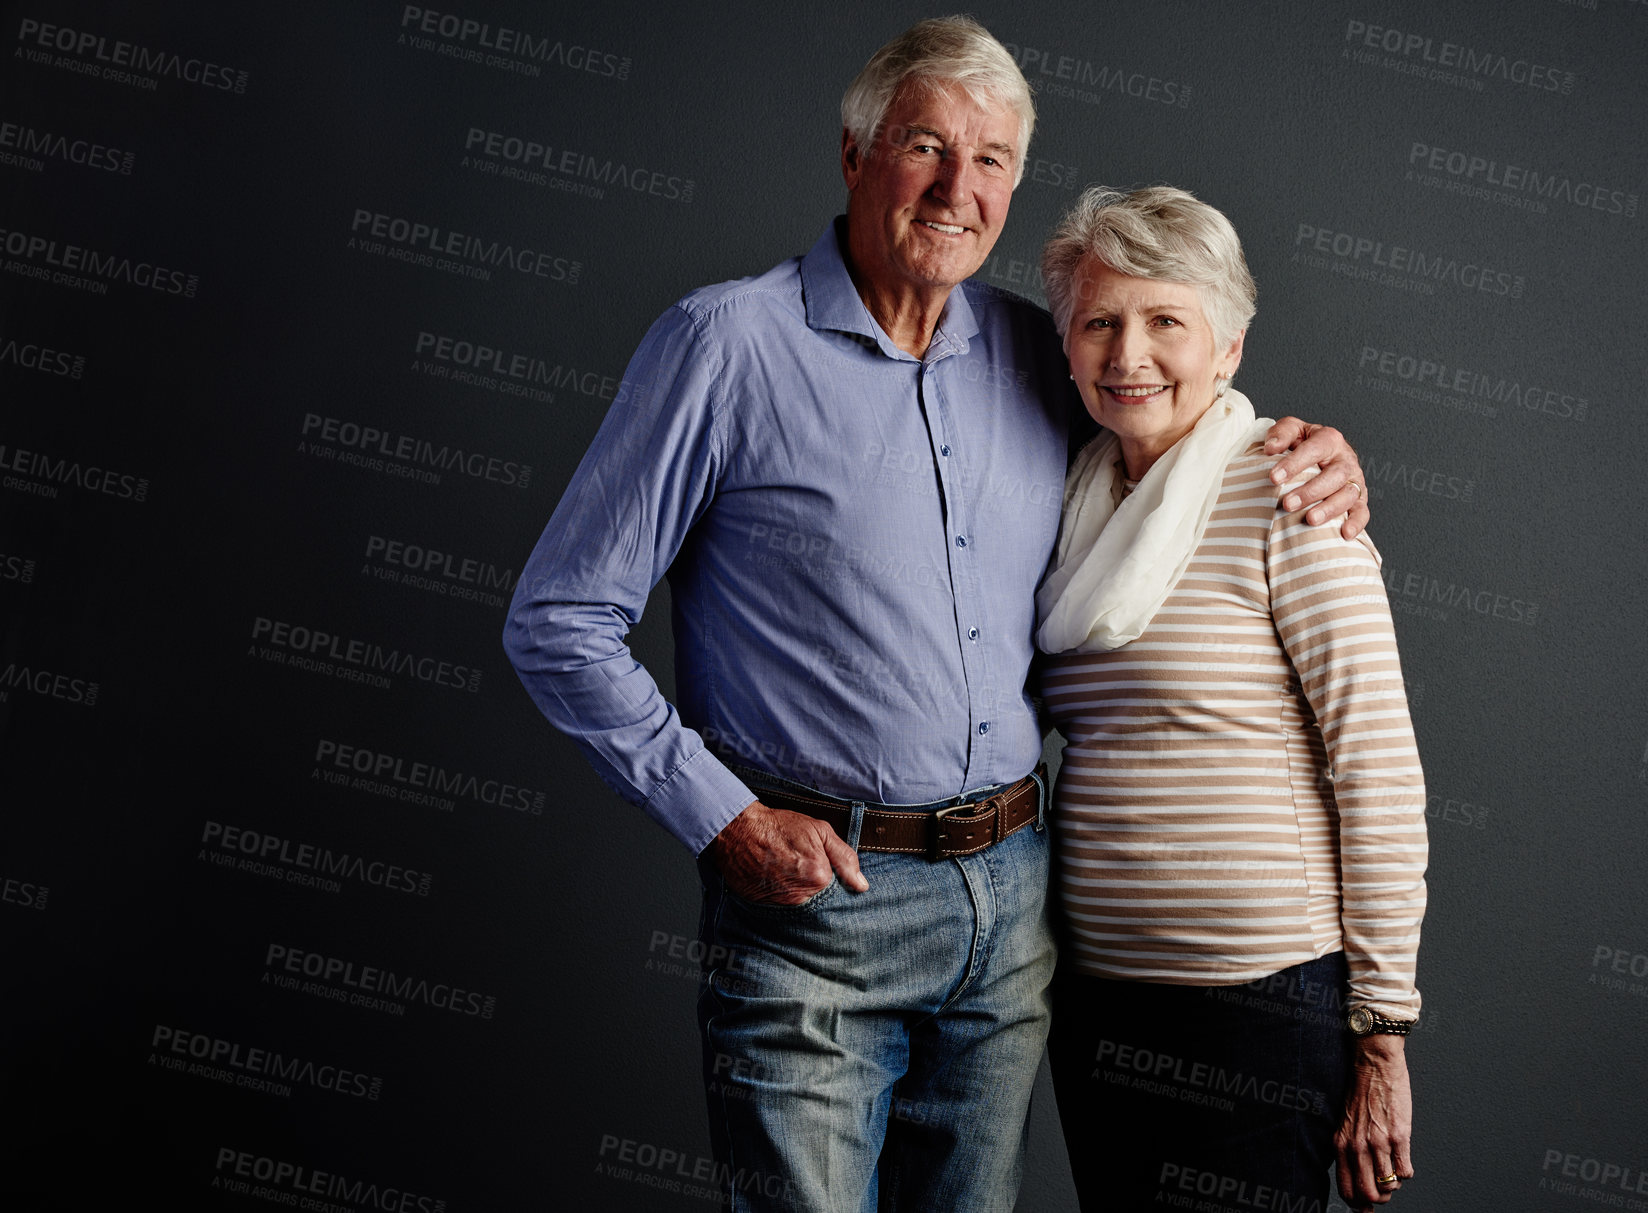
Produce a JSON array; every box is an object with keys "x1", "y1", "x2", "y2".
[
  {"x1": 1393, "y1": 1136, "x2": 1416, "y2": 1181},
  {"x1": 1372, "y1": 1150, "x2": 1402, "y2": 1200}
]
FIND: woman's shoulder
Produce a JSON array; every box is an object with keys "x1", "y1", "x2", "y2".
[{"x1": 1212, "y1": 443, "x2": 1288, "y2": 508}]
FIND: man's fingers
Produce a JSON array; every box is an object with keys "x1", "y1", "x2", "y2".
[
  {"x1": 1344, "y1": 494, "x2": 1371, "y2": 539},
  {"x1": 1263, "y1": 415, "x2": 1309, "y2": 455},
  {"x1": 1286, "y1": 423, "x2": 1348, "y2": 477},
  {"x1": 822, "y1": 827, "x2": 869, "y2": 892},
  {"x1": 1279, "y1": 459, "x2": 1348, "y2": 510},
  {"x1": 1303, "y1": 483, "x2": 1362, "y2": 529},
  {"x1": 710, "y1": 804, "x2": 848, "y2": 904}
]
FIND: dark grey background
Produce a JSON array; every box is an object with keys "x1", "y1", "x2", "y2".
[{"x1": 2, "y1": 1, "x2": 1645, "y2": 1209}]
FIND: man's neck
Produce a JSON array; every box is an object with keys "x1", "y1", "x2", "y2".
[
  {"x1": 854, "y1": 280, "x2": 949, "y2": 358},
  {"x1": 841, "y1": 241, "x2": 951, "y2": 359}
]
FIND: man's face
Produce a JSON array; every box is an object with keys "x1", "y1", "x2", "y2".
[{"x1": 842, "y1": 81, "x2": 1020, "y2": 300}]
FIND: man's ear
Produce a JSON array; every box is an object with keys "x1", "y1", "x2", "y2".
[{"x1": 841, "y1": 128, "x2": 863, "y2": 191}]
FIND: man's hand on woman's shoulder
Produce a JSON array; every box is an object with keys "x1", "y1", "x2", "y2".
[{"x1": 1264, "y1": 417, "x2": 1369, "y2": 539}]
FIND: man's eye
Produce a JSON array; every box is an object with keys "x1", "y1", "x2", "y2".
[
  {"x1": 1155, "y1": 316, "x2": 1179, "y2": 326},
  {"x1": 1084, "y1": 318, "x2": 1111, "y2": 330}
]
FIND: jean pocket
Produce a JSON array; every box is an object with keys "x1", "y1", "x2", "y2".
[{"x1": 725, "y1": 875, "x2": 840, "y2": 915}]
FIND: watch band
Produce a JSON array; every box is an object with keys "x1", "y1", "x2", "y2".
[{"x1": 1347, "y1": 1006, "x2": 1414, "y2": 1036}]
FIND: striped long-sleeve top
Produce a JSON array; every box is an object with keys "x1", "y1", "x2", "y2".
[{"x1": 1041, "y1": 445, "x2": 1427, "y2": 1018}]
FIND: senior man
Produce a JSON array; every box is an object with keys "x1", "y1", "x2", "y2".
[{"x1": 505, "y1": 16, "x2": 1368, "y2": 1211}]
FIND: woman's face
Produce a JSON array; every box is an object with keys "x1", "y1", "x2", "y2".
[{"x1": 1065, "y1": 257, "x2": 1244, "y2": 471}]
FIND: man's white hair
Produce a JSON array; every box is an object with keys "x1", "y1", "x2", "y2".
[{"x1": 841, "y1": 16, "x2": 1036, "y2": 185}]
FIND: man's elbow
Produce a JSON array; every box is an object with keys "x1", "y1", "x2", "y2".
[{"x1": 501, "y1": 582, "x2": 543, "y2": 675}]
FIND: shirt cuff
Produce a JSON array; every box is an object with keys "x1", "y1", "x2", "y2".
[{"x1": 644, "y1": 748, "x2": 758, "y2": 855}]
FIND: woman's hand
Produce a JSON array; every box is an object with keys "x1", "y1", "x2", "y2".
[
  {"x1": 1263, "y1": 418, "x2": 1370, "y2": 539},
  {"x1": 1335, "y1": 1035, "x2": 1414, "y2": 1210}
]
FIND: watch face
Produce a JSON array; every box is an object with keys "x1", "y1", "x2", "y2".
[{"x1": 1348, "y1": 1008, "x2": 1372, "y2": 1034}]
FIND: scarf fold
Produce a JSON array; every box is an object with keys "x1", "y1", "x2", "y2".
[{"x1": 1036, "y1": 389, "x2": 1273, "y2": 654}]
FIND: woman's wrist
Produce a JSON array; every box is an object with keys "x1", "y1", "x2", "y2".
[{"x1": 1353, "y1": 1033, "x2": 1406, "y2": 1062}]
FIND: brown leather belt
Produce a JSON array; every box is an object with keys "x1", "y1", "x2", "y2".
[{"x1": 751, "y1": 765, "x2": 1046, "y2": 861}]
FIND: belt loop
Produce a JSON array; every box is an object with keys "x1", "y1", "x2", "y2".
[
  {"x1": 1031, "y1": 767, "x2": 1047, "y2": 833},
  {"x1": 846, "y1": 801, "x2": 865, "y2": 851}
]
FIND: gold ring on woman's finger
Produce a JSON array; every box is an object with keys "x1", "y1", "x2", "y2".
[{"x1": 1376, "y1": 1173, "x2": 1398, "y2": 1186}]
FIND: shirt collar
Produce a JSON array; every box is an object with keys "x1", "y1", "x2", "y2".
[{"x1": 800, "y1": 217, "x2": 979, "y2": 362}]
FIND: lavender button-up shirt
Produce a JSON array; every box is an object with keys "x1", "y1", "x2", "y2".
[{"x1": 505, "y1": 220, "x2": 1075, "y2": 852}]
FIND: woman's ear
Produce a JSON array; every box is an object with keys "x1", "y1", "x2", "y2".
[{"x1": 1219, "y1": 329, "x2": 1246, "y2": 380}]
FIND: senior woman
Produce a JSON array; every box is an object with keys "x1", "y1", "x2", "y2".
[{"x1": 1035, "y1": 186, "x2": 1427, "y2": 1213}]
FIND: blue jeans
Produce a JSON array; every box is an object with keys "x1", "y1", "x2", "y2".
[
  {"x1": 1048, "y1": 952, "x2": 1354, "y2": 1211},
  {"x1": 696, "y1": 773, "x2": 1055, "y2": 1212}
]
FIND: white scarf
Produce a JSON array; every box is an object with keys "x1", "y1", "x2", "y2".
[{"x1": 1036, "y1": 389, "x2": 1273, "y2": 654}]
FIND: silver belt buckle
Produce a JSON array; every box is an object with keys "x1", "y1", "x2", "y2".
[{"x1": 929, "y1": 799, "x2": 993, "y2": 860}]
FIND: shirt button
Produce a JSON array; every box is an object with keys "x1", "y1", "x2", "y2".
[
  {"x1": 955, "y1": 535, "x2": 967, "y2": 548},
  {"x1": 968, "y1": 627, "x2": 979, "y2": 640},
  {"x1": 940, "y1": 445, "x2": 951, "y2": 457},
  {"x1": 978, "y1": 722, "x2": 990, "y2": 735}
]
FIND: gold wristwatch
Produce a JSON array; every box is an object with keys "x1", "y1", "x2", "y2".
[{"x1": 1347, "y1": 1007, "x2": 1414, "y2": 1037}]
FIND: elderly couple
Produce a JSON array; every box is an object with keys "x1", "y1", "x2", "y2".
[{"x1": 505, "y1": 16, "x2": 1425, "y2": 1213}]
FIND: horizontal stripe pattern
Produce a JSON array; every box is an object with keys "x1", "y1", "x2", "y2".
[{"x1": 1043, "y1": 448, "x2": 1426, "y2": 1017}]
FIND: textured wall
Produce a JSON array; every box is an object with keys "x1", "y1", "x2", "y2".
[{"x1": 3, "y1": 1, "x2": 1645, "y2": 1209}]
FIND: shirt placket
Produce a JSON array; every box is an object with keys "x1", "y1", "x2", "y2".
[{"x1": 919, "y1": 349, "x2": 995, "y2": 789}]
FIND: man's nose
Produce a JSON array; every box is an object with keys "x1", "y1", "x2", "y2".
[{"x1": 929, "y1": 154, "x2": 973, "y2": 203}]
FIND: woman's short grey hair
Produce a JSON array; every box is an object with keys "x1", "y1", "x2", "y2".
[
  {"x1": 1042, "y1": 185, "x2": 1257, "y2": 350},
  {"x1": 841, "y1": 16, "x2": 1035, "y2": 185}
]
